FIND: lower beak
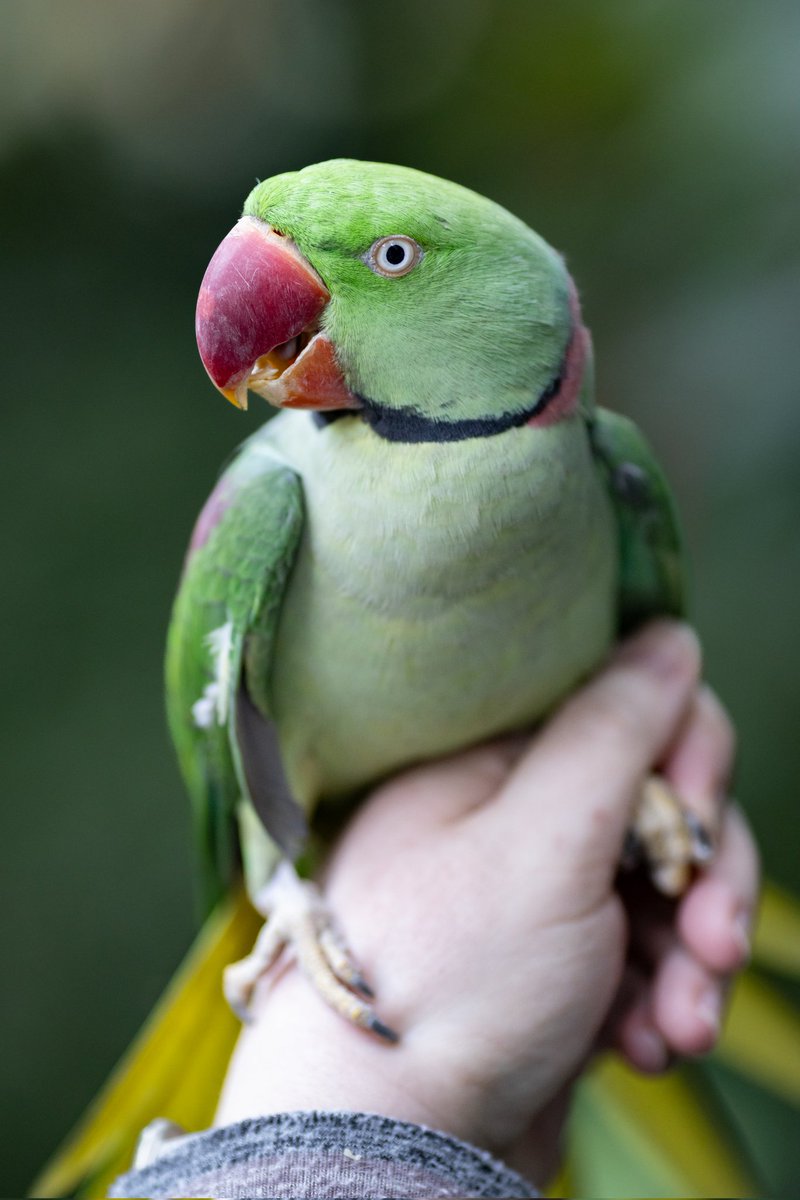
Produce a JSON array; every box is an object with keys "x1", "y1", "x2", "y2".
[{"x1": 232, "y1": 329, "x2": 361, "y2": 413}]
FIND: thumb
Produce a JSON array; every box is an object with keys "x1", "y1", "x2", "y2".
[{"x1": 486, "y1": 621, "x2": 701, "y2": 898}]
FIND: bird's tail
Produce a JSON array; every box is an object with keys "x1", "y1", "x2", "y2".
[{"x1": 31, "y1": 889, "x2": 261, "y2": 1200}]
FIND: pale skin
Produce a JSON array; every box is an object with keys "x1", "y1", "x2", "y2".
[{"x1": 216, "y1": 621, "x2": 758, "y2": 1185}]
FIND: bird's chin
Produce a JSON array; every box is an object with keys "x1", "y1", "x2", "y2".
[{"x1": 227, "y1": 329, "x2": 362, "y2": 414}]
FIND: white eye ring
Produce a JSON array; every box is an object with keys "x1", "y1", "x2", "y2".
[{"x1": 366, "y1": 235, "x2": 423, "y2": 278}]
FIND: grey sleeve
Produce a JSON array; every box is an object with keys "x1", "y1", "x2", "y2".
[{"x1": 109, "y1": 1110, "x2": 539, "y2": 1198}]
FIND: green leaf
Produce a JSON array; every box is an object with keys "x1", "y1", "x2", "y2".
[
  {"x1": 568, "y1": 1055, "x2": 757, "y2": 1198},
  {"x1": 752, "y1": 882, "x2": 800, "y2": 979},
  {"x1": 718, "y1": 969, "x2": 800, "y2": 1107}
]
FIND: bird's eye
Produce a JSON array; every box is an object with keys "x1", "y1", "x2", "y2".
[{"x1": 366, "y1": 235, "x2": 423, "y2": 278}]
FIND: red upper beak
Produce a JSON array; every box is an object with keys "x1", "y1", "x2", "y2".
[{"x1": 195, "y1": 216, "x2": 357, "y2": 412}]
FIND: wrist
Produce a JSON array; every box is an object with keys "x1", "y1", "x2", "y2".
[{"x1": 215, "y1": 966, "x2": 461, "y2": 1136}]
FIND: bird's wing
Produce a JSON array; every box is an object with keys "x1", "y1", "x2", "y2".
[
  {"x1": 589, "y1": 407, "x2": 687, "y2": 629},
  {"x1": 165, "y1": 431, "x2": 305, "y2": 913}
]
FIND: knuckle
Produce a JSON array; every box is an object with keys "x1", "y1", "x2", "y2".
[
  {"x1": 728, "y1": 802, "x2": 761, "y2": 881},
  {"x1": 594, "y1": 674, "x2": 657, "y2": 747},
  {"x1": 699, "y1": 684, "x2": 737, "y2": 763}
]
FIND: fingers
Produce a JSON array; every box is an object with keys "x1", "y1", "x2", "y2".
[
  {"x1": 652, "y1": 945, "x2": 726, "y2": 1056},
  {"x1": 598, "y1": 960, "x2": 670, "y2": 1072},
  {"x1": 614, "y1": 978, "x2": 672, "y2": 1073},
  {"x1": 613, "y1": 804, "x2": 759, "y2": 1068},
  {"x1": 663, "y1": 684, "x2": 736, "y2": 839},
  {"x1": 488, "y1": 621, "x2": 701, "y2": 897},
  {"x1": 600, "y1": 682, "x2": 755, "y2": 1071},
  {"x1": 677, "y1": 803, "x2": 759, "y2": 974},
  {"x1": 650, "y1": 756, "x2": 757, "y2": 1056}
]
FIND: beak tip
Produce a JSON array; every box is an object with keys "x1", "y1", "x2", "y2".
[{"x1": 221, "y1": 384, "x2": 248, "y2": 411}]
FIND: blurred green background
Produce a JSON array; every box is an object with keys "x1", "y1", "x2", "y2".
[{"x1": 2, "y1": 1, "x2": 798, "y2": 1194}]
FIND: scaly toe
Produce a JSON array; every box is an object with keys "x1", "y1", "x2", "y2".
[
  {"x1": 229, "y1": 862, "x2": 398, "y2": 1040},
  {"x1": 630, "y1": 775, "x2": 715, "y2": 897},
  {"x1": 222, "y1": 960, "x2": 260, "y2": 1023},
  {"x1": 318, "y1": 925, "x2": 375, "y2": 998}
]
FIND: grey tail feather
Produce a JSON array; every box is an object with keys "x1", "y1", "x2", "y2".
[{"x1": 235, "y1": 684, "x2": 309, "y2": 860}]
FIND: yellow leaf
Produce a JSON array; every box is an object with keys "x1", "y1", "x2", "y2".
[
  {"x1": 718, "y1": 970, "x2": 800, "y2": 1107},
  {"x1": 752, "y1": 882, "x2": 800, "y2": 979},
  {"x1": 32, "y1": 890, "x2": 261, "y2": 1199}
]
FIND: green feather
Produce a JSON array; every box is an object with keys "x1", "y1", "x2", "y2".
[
  {"x1": 164, "y1": 439, "x2": 303, "y2": 910},
  {"x1": 589, "y1": 407, "x2": 687, "y2": 628}
]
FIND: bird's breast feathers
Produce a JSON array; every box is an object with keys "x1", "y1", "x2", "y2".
[{"x1": 257, "y1": 411, "x2": 618, "y2": 802}]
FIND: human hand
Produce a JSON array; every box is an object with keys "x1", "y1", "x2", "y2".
[{"x1": 215, "y1": 621, "x2": 758, "y2": 1183}]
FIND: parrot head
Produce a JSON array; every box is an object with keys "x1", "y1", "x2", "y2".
[{"x1": 195, "y1": 160, "x2": 591, "y2": 442}]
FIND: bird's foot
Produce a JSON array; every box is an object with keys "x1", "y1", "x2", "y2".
[
  {"x1": 624, "y1": 774, "x2": 714, "y2": 896},
  {"x1": 223, "y1": 861, "x2": 398, "y2": 1041}
]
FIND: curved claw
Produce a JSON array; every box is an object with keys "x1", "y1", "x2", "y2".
[
  {"x1": 226, "y1": 862, "x2": 399, "y2": 1042},
  {"x1": 223, "y1": 919, "x2": 284, "y2": 1022},
  {"x1": 628, "y1": 775, "x2": 715, "y2": 897}
]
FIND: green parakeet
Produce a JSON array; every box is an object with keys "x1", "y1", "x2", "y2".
[
  {"x1": 44, "y1": 160, "x2": 800, "y2": 1200},
  {"x1": 170, "y1": 158, "x2": 696, "y2": 1036}
]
